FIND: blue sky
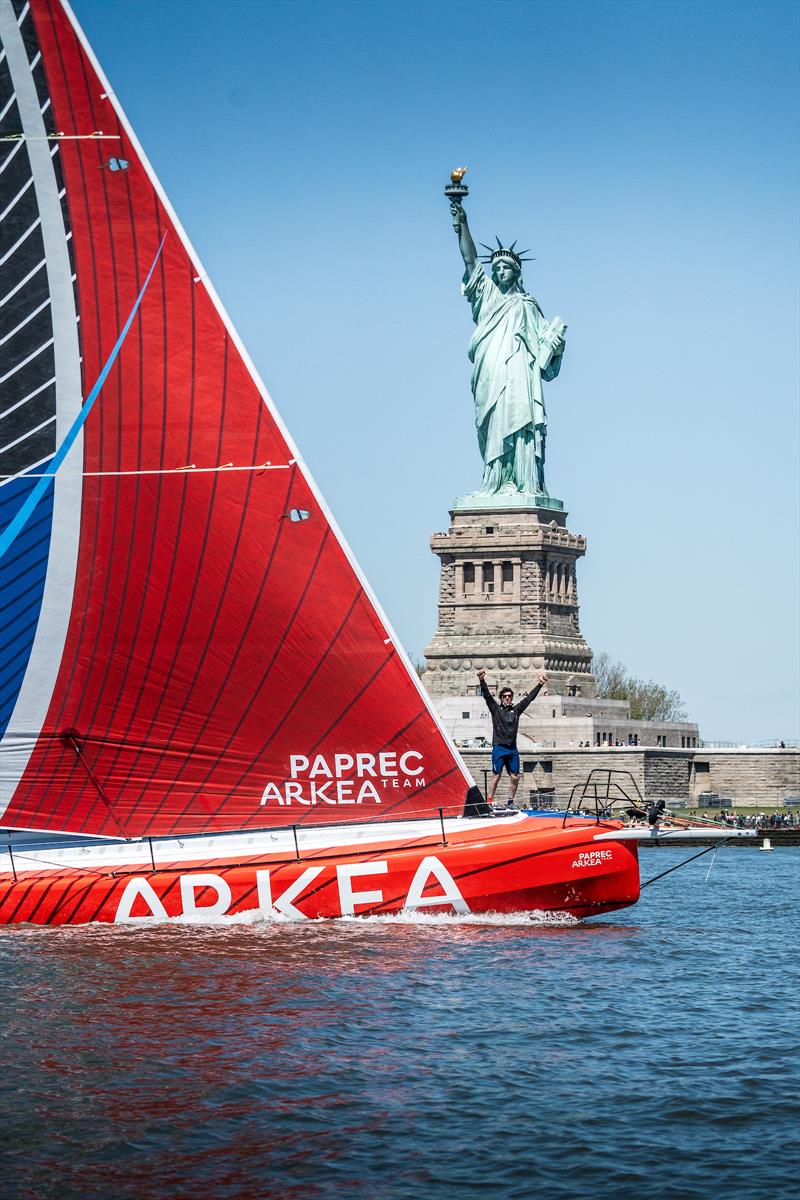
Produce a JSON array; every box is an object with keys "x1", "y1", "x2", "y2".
[{"x1": 73, "y1": 0, "x2": 799, "y2": 742}]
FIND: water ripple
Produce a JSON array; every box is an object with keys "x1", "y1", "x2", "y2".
[{"x1": 0, "y1": 848, "x2": 797, "y2": 1199}]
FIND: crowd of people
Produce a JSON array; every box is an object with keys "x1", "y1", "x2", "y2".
[{"x1": 708, "y1": 809, "x2": 798, "y2": 829}]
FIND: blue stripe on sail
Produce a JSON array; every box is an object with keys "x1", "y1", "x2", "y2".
[
  {"x1": 0, "y1": 473, "x2": 53, "y2": 738},
  {"x1": 0, "y1": 233, "x2": 166, "y2": 566},
  {"x1": 0, "y1": 235, "x2": 166, "y2": 739}
]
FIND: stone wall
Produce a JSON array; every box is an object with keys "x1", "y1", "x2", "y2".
[
  {"x1": 689, "y1": 750, "x2": 800, "y2": 806},
  {"x1": 643, "y1": 753, "x2": 692, "y2": 803},
  {"x1": 459, "y1": 747, "x2": 800, "y2": 808}
]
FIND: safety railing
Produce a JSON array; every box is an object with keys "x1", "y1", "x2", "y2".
[{"x1": 560, "y1": 769, "x2": 646, "y2": 827}]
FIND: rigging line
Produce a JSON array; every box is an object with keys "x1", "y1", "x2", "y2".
[
  {"x1": 0, "y1": 849, "x2": 111, "y2": 878},
  {"x1": 108, "y1": 836, "x2": 452, "y2": 878},
  {"x1": 0, "y1": 822, "x2": 116, "y2": 841},
  {"x1": 0, "y1": 814, "x2": 471, "y2": 874},
  {"x1": 61, "y1": 732, "x2": 129, "y2": 841},
  {"x1": 704, "y1": 848, "x2": 718, "y2": 882},
  {"x1": 5, "y1": 804, "x2": 468, "y2": 835},
  {"x1": 0, "y1": 132, "x2": 121, "y2": 141},
  {"x1": 1, "y1": 830, "x2": 456, "y2": 886},
  {"x1": 0, "y1": 232, "x2": 167, "y2": 563},
  {"x1": 640, "y1": 839, "x2": 732, "y2": 890},
  {"x1": 0, "y1": 462, "x2": 294, "y2": 481}
]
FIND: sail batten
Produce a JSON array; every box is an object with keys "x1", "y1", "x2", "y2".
[{"x1": 0, "y1": 0, "x2": 473, "y2": 838}]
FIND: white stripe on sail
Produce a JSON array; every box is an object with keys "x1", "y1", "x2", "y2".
[
  {"x1": 0, "y1": 336, "x2": 53, "y2": 384},
  {"x1": 0, "y1": 296, "x2": 50, "y2": 345},
  {"x1": 0, "y1": 216, "x2": 41, "y2": 266},
  {"x1": 16, "y1": 2, "x2": 29, "y2": 26},
  {"x1": 0, "y1": 256, "x2": 44, "y2": 306},
  {"x1": 0, "y1": 413, "x2": 55, "y2": 456},
  {"x1": 0, "y1": 136, "x2": 23, "y2": 174},
  {"x1": 0, "y1": 374, "x2": 54, "y2": 419},
  {"x1": 0, "y1": 450, "x2": 54, "y2": 488},
  {"x1": 0, "y1": 172, "x2": 33, "y2": 222},
  {"x1": 0, "y1": 90, "x2": 16, "y2": 121}
]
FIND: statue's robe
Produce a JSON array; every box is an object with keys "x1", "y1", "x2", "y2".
[{"x1": 463, "y1": 263, "x2": 563, "y2": 495}]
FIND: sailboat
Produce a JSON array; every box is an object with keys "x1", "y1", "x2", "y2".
[{"x1": 0, "y1": 0, "x2": 646, "y2": 925}]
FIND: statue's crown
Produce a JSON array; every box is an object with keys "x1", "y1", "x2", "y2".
[{"x1": 479, "y1": 238, "x2": 533, "y2": 269}]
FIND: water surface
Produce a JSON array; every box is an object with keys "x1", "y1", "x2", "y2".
[{"x1": 1, "y1": 846, "x2": 797, "y2": 1199}]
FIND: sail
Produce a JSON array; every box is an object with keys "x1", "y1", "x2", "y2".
[{"x1": 0, "y1": 0, "x2": 473, "y2": 839}]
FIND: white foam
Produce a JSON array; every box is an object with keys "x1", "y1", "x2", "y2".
[
  {"x1": 345, "y1": 909, "x2": 580, "y2": 927},
  {"x1": 164, "y1": 906, "x2": 580, "y2": 929}
]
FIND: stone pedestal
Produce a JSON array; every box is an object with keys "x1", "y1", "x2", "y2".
[{"x1": 422, "y1": 500, "x2": 596, "y2": 699}]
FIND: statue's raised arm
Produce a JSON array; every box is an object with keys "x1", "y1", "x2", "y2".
[{"x1": 450, "y1": 201, "x2": 478, "y2": 276}]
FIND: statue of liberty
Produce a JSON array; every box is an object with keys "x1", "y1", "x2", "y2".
[{"x1": 448, "y1": 180, "x2": 566, "y2": 500}]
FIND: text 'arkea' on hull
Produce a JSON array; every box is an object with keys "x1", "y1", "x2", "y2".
[{"x1": 0, "y1": 0, "x2": 643, "y2": 926}]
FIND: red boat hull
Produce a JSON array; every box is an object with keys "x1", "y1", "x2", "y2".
[{"x1": 0, "y1": 819, "x2": 640, "y2": 926}]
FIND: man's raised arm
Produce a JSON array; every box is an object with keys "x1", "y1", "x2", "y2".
[
  {"x1": 477, "y1": 668, "x2": 497, "y2": 712},
  {"x1": 515, "y1": 672, "x2": 549, "y2": 715},
  {"x1": 451, "y1": 201, "x2": 478, "y2": 275}
]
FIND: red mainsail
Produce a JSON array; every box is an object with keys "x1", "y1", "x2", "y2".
[{"x1": 0, "y1": 0, "x2": 472, "y2": 839}]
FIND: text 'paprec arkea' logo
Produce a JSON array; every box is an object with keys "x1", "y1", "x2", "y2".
[
  {"x1": 571, "y1": 849, "x2": 613, "y2": 869},
  {"x1": 260, "y1": 751, "x2": 426, "y2": 806}
]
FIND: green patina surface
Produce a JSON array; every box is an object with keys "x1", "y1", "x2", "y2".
[
  {"x1": 453, "y1": 488, "x2": 564, "y2": 513},
  {"x1": 446, "y1": 175, "x2": 567, "y2": 504}
]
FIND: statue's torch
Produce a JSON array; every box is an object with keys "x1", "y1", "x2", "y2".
[{"x1": 444, "y1": 166, "x2": 469, "y2": 230}]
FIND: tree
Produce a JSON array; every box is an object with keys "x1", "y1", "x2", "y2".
[{"x1": 592, "y1": 651, "x2": 688, "y2": 722}]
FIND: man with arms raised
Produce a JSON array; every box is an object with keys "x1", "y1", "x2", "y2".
[{"x1": 477, "y1": 668, "x2": 548, "y2": 806}]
